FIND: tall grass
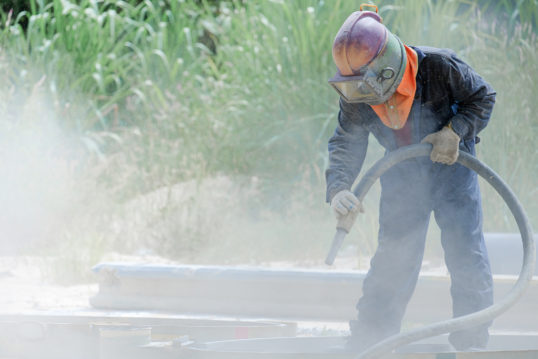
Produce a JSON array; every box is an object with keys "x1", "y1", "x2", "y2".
[
  {"x1": 0, "y1": 0, "x2": 536, "y2": 276},
  {"x1": 1, "y1": 0, "x2": 218, "y2": 194}
]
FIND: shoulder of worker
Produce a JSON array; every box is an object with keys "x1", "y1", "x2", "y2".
[
  {"x1": 338, "y1": 97, "x2": 375, "y2": 121},
  {"x1": 414, "y1": 45, "x2": 458, "y2": 60},
  {"x1": 336, "y1": 97, "x2": 377, "y2": 132},
  {"x1": 413, "y1": 45, "x2": 494, "y2": 93},
  {"x1": 412, "y1": 45, "x2": 473, "y2": 75}
]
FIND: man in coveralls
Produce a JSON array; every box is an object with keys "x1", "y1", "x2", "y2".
[{"x1": 325, "y1": 8, "x2": 496, "y2": 351}]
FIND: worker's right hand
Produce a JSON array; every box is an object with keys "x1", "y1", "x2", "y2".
[{"x1": 330, "y1": 190, "x2": 364, "y2": 218}]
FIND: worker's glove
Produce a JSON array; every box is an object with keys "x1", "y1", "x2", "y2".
[
  {"x1": 421, "y1": 125, "x2": 460, "y2": 165},
  {"x1": 330, "y1": 190, "x2": 364, "y2": 218}
]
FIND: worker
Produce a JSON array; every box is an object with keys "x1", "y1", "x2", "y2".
[{"x1": 325, "y1": 7, "x2": 496, "y2": 352}]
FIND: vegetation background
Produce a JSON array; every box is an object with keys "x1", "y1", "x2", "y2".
[{"x1": 0, "y1": 0, "x2": 536, "y2": 283}]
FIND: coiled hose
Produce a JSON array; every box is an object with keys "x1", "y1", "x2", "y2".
[{"x1": 325, "y1": 143, "x2": 536, "y2": 359}]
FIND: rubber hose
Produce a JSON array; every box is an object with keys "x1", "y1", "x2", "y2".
[{"x1": 334, "y1": 143, "x2": 536, "y2": 359}]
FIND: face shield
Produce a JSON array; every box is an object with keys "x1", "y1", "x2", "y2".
[
  {"x1": 329, "y1": 65, "x2": 402, "y2": 105},
  {"x1": 329, "y1": 16, "x2": 407, "y2": 105}
]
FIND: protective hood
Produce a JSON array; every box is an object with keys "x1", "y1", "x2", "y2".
[{"x1": 329, "y1": 8, "x2": 407, "y2": 105}]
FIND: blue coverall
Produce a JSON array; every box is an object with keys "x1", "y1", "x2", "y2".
[{"x1": 325, "y1": 46, "x2": 496, "y2": 350}]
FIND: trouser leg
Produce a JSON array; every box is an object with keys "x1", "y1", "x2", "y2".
[
  {"x1": 350, "y1": 160, "x2": 432, "y2": 349},
  {"x1": 433, "y1": 157, "x2": 494, "y2": 350}
]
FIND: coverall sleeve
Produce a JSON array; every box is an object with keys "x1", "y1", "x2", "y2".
[
  {"x1": 325, "y1": 99, "x2": 369, "y2": 203},
  {"x1": 444, "y1": 54, "x2": 496, "y2": 140}
]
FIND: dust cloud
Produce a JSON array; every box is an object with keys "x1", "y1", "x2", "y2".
[{"x1": 0, "y1": 77, "x2": 76, "y2": 255}]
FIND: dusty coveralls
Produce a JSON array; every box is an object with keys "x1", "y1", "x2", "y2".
[{"x1": 325, "y1": 46, "x2": 496, "y2": 350}]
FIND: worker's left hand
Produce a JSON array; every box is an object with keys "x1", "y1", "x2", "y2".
[{"x1": 421, "y1": 125, "x2": 460, "y2": 165}]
